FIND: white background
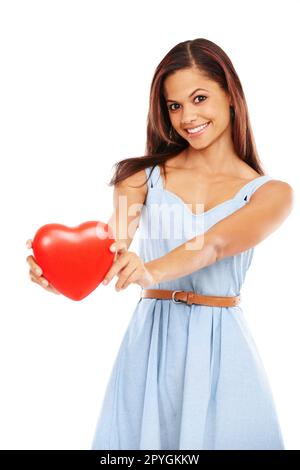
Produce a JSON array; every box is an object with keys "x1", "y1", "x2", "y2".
[{"x1": 0, "y1": 0, "x2": 299, "y2": 450}]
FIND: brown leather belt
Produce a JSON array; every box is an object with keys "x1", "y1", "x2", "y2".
[{"x1": 140, "y1": 289, "x2": 241, "y2": 307}]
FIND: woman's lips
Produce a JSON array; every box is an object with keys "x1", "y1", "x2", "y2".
[{"x1": 185, "y1": 121, "x2": 211, "y2": 137}]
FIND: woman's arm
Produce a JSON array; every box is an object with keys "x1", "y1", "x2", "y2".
[
  {"x1": 146, "y1": 180, "x2": 294, "y2": 284},
  {"x1": 107, "y1": 168, "x2": 148, "y2": 250}
]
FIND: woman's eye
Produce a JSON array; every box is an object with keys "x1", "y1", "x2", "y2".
[
  {"x1": 168, "y1": 95, "x2": 207, "y2": 111},
  {"x1": 195, "y1": 95, "x2": 206, "y2": 103},
  {"x1": 168, "y1": 103, "x2": 180, "y2": 111},
  {"x1": 168, "y1": 103, "x2": 179, "y2": 111}
]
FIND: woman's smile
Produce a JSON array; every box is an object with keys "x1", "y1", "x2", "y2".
[{"x1": 184, "y1": 121, "x2": 211, "y2": 137}]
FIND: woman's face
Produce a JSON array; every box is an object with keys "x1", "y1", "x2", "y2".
[{"x1": 163, "y1": 67, "x2": 232, "y2": 148}]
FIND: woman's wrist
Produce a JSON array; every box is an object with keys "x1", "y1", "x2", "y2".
[{"x1": 145, "y1": 260, "x2": 164, "y2": 285}]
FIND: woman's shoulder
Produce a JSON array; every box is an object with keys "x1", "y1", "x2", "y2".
[{"x1": 114, "y1": 168, "x2": 149, "y2": 205}]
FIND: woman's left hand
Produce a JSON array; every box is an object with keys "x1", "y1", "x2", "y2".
[{"x1": 102, "y1": 241, "x2": 158, "y2": 290}]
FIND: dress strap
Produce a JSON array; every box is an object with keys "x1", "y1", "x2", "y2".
[
  {"x1": 144, "y1": 165, "x2": 164, "y2": 190},
  {"x1": 234, "y1": 175, "x2": 273, "y2": 203}
]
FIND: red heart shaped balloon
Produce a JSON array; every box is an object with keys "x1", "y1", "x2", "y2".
[{"x1": 32, "y1": 221, "x2": 115, "y2": 301}]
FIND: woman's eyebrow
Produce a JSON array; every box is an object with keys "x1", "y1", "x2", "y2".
[{"x1": 166, "y1": 87, "x2": 209, "y2": 103}]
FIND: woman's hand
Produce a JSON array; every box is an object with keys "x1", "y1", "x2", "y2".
[
  {"x1": 103, "y1": 241, "x2": 157, "y2": 290},
  {"x1": 26, "y1": 239, "x2": 61, "y2": 295}
]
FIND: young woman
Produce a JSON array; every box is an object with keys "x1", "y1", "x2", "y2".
[{"x1": 26, "y1": 38, "x2": 294, "y2": 450}]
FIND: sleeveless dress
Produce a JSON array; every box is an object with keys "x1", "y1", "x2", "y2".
[{"x1": 91, "y1": 164, "x2": 285, "y2": 450}]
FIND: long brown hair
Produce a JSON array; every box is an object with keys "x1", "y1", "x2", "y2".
[{"x1": 108, "y1": 38, "x2": 266, "y2": 189}]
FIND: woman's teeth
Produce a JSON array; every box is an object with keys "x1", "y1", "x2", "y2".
[{"x1": 186, "y1": 122, "x2": 210, "y2": 134}]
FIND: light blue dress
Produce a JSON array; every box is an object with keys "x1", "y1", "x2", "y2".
[{"x1": 91, "y1": 164, "x2": 285, "y2": 450}]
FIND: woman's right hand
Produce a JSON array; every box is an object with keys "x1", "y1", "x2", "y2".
[{"x1": 26, "y1": 239, "x2": 61, "y2": 295}]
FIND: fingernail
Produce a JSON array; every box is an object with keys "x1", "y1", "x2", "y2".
[
  {"x1": 42, "y1": 279, "x2": 48, "y2": 286},
  {"x1": 103, "y1": 279, "x2": 108, "y2": 285},
  {"x1": 110, "y1": 245, "x2": 115, "y2": 252},
  {"x1": 35, "y1": 268, "x2": 42, "y2": 275}
]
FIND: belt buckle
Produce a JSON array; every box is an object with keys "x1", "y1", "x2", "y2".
[{"x1": 172, "y1": 290, "x2": 185, "y2": 304}]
